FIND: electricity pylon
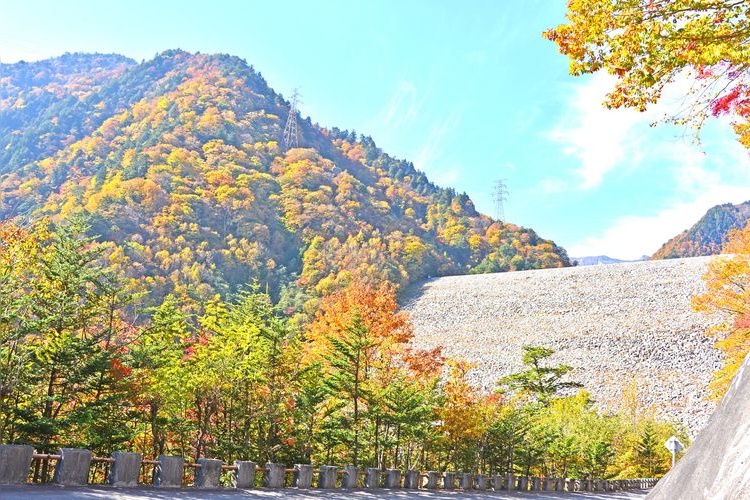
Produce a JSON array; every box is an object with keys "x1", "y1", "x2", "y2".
[
  {"x1": 283, "y1": 89, "x2": 301, "y2": 150},
  {"x1": 492, "y1": 179, "x2": 509, "y2": 222}
]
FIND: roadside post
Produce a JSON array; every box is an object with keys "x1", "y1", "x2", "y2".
[{"x1": 664, "y1": 435, "x2": 684, "y2": 468}]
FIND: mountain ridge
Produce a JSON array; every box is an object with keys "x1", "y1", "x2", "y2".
[
  {"x1": 0, "y1": 50, "x2": 570, "y2": 310},
  {"x1": 652, "y1": 200, "x2": 750, "y2": 259}
]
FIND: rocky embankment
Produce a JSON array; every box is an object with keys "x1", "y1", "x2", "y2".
[{"x1": 403, "y1": 256, "x2": 725, "y2": 436}]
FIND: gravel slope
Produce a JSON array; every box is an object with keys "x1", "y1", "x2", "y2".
[{"x1": 403, "y1": 256, "x2": 725, "y2": 436}]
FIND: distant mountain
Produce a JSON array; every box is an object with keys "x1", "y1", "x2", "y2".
[
  {"x1": 0, "y1": 50, "x2": 570, "y2": 309},
  {"x1": 572, "y1": 255, "x2": 647, "y2": 266},
  {"x1": 652, "y1": 201, "x2": 750, "y2": 260}
]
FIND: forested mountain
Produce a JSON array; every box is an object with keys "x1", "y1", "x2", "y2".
[
  {"x1": 0, "y1": 52, "x2": 683, "y2": 477},
  {"x1": 0, "y1": 50, "x2": 569, "y2": 310},
  {"x1": 651, "y1": 201, "x2": 750, "y2": 260}
]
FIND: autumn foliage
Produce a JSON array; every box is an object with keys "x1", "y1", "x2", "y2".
[
  {"x1": 0, "y1": 51, "x2": 681, "y2": 478},
  {"x1": 0, "y1": 219, "x2": 680, "y2": 476},
  {"x1": 0, "y1": 51, "x2": 569, "y2": 320},
  {"x1": 693, "y1": 220, "x2": 750, "y2": 397},
  {"x1": 545, "y1": 0, "x2": 750, "y2": 147}
]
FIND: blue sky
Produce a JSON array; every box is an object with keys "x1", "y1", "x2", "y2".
[{"x1": 3, "y1": 0, "x2": 750, "y2": 259}]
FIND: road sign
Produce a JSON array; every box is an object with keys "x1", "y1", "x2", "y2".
[
  {"x1": 665, "y1": 435, "x2": 684, "y2": 468},
  {"x1": 664, "y1": 436, "x2": 684, "y2": 453}
]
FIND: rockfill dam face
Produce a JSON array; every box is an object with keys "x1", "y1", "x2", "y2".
[{"x1": 403, "y1": 256, "x2": 725, "y2": 436}]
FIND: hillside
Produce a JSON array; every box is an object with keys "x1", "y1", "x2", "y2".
[
  {"x1": 652, "y1": 201, "x2": 750, "y2": 259},
  {"x1": 0, "y1": 51, "x2": 569, "y2": 308},
  {"x1": 404, "y1": 256, "x2": 724, "y2": 436}
]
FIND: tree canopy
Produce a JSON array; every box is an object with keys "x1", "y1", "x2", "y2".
[
  {"x1": 693, "y1": 220, "x2": 750, "y2": 396},
  {"x1": 545, "y1": 0, "x2": 750, "y2": 146},
  {"x1": 0, "y1": 220, "x2": 682, "y2": 477}
]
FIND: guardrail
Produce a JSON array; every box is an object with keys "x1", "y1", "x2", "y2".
[{"x1": 0, "y1": 444, "x2": 658, "y2": 491}]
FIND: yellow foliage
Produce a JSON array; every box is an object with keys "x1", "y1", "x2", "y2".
[{"x1": 693, "y1": 222, "x2": 750, "y2": 397}]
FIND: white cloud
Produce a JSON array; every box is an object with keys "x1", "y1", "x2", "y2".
[
  {"x1": 567, "y1": 139, "x2": 750, "y2": 260},
  {"x1": 548, "y1": 73, "x2": 655, "y2": 190},
  {"x1": 433, "y1": 169, "x2": 460, "y2": 186},
  {"x1": 548, "y1": 69, "x2": 750, "y2": 259}
]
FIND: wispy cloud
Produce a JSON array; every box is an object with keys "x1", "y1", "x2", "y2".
[
  {"x1": 413, "y1": 111, "x2": 463, "y2": 178},
  {"x1": 548, "y1": 73, "x2": 653, "y2": 190},
  {"x1": 382, "y1": 81, "x2": 421, "y2": 129},
  {"x1": 545, "y1": 69, "x2": 750, "y2": 258}
]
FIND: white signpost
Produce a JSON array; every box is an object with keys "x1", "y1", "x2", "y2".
[{"x1": 664, "y1": 435, "x2": 684, "y2": 468}]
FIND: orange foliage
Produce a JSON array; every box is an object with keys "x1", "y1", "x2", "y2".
[
  {"x1": 305, "y1": 281, "x2": 412, "y2": 358},
  {"x1": 693, "y1": 221, "x2": 750, "y2": 397}
]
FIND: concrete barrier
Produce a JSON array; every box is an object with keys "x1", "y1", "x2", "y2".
[
  {"x1": 475, "y1": 474, "x2": 488, "y2": 490},
  {"x1": 404, "y1": 469, "x2": 419, "y2": 489},
  {"x1": 518, "y1": 475, "x2": 528, "y2": 491},
  {"x1": 444, "y1": 471, "x2": 456, "y2": 489},
  {"x1": 426, "y1": 471, "x2": 440, "y2": 489},
  {"x1": 108, "y1": 452, "x2": 141, "y2": 487},
  {"x1": 294, "y1": 464, "x2": 313, "y2": 488},
  {"x1": 342, "y1": 465, "x2": 358, "y2": 488},
  {"x1": 195, "y1": 458, "x2": 222, "y2": 488},
  {"x1": 318, "y1": 465, "x2": 337, "y2": 488},
  {"x1": 459, "y1": 472, "x2": 473, "y2": 490},
  {"x1": 0, "y1": 444, "x2": 34, "y2": 484},
  {"x1": 491, "y1": 474, "x2": 503, "y2": 490},
  {"x1": 264, "y1": 463, "x2": 286, "y2": 488},
  {"x1": 0, "y1": 441, "x2": 659, "y2": 493},
  {"x1": 364, "y1": 467, "x2": 380, "y2": 488},
  {"x1": 154, "y1": 455, "x2": 183, "y2": 488},
  {"x1": 385, "y1": 468, "x2": 401, "y2": 488},
  {"x1": 233, "y1": 460, "x2": 256, "y2": 488},
  {"x1": 531, "y1": 476, "x2": 540, "y2": 491},
  {"x1": 542, "y1": 476, "x2": 552, "y2": 491},
  {"x1": 53, "y1": 448, "x2": 92, "y2": 486}
]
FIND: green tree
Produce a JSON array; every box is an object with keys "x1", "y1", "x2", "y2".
[
  {"x1": 195, "y1": 290, "x2": 299, "y2": 463},
  {"x1": 321, "y1": 314, "x2": 373, "y2": 467},
  {"x1": 498, "y1": 346, "x2": 582, "y2": 405},
  {"x1": 581, "y1": 440, "x2": 615, "y2": 479},
  {"x1": 0, "y1": 222, "x2": 41, "y2": 443},
  {"x1": 17, "y1": 217, "x2": 132, "y2": 455},
  {"x1": 637, "y1": 422, "x2": 667, "y2": 477},
  {"x1": 129, "y1": 294, "x2": 193, "y2": 458}
]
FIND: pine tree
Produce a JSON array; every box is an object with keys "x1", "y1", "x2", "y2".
[
  {"x1": 321, "y1": 314, "x2": 373, "y2": 467},
  {"x1": 498, "y1": 346, "x2": 582, "y2": 405},
  {"x1": 17, "y1": 217, "x2": 133, "y2": 456}
]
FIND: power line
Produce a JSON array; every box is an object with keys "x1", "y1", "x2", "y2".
[
  {"x1": 492, "y1": 179, "x2": 509, "y2": 222},
  {"x1": 283, "y1": 89, "x2": 301, "y2": 150}
]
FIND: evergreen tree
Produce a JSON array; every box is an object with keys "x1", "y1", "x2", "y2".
[
  {"x1": 17, "y1": 217, "x2": 132, "y2": 454},
  {"x1": 321, "y1": 314, "x2": 373, "y2": 467},
  {"x1": 498, "y1": 346, "x2": 582, "y2": 405}
]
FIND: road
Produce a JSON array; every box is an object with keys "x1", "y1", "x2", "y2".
[{"x1": 0, "y1": 485, "x2": 651, "y2": 499}]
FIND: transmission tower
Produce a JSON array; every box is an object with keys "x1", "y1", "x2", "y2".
[
  {"x1": 283, "y1": 89, "x2": 301, "y2": 150},
  {"x1": 492, "y1": 179, "x2": 509, "y2": 222}
]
